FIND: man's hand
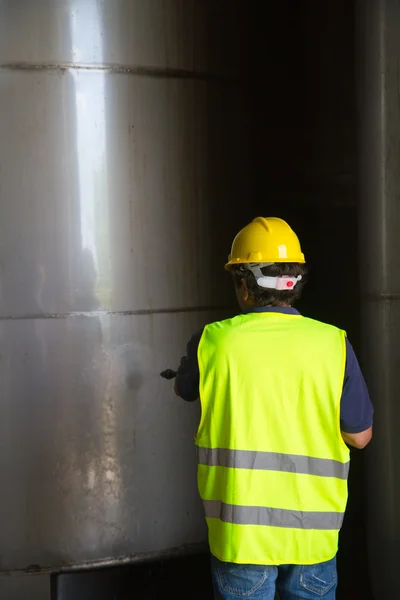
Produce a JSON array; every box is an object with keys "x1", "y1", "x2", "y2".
[{"x1": 341, "y1": 427, "x2": 372, "y2": 449}]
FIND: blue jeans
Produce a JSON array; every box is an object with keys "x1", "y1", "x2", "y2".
[{"x1": 211, "y1": 555, "x2": 337, "y2": 599}]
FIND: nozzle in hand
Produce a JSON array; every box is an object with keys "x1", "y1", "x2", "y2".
[{"x1": 160, "y1": 369, "x2": 177, "y2": 380}]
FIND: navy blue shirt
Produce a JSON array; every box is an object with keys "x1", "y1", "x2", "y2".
[{"x1": 176, "y1": 307, "x2": 374, "y2": 434}]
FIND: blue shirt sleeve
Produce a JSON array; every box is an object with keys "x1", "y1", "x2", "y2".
[
  {"x1": 175, "y1": 329, "x2": 202, "y2": 402},
  {"x1": 340, "y1": 339, "x2": 374, "y2": 433}
]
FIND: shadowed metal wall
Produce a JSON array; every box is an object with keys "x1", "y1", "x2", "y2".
[
  {"x1": 357, "y1": 0, "x2": 400, "y2": 598},
  {"x1": 0, "y1": 0, "x2": 247, "y2": 591}
]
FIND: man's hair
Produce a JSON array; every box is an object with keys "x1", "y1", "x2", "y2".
[{"x1": 230, "y1": 262, "x2": 308, "y2": 306}]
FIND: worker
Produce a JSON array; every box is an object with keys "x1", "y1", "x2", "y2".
[{"x1": 174, "y1": 217, "x2": 373, "y2": 600}]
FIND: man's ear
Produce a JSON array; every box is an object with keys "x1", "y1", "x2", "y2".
[{"x1": 241, "y1": 278, "x2": 250, "y2": 302}]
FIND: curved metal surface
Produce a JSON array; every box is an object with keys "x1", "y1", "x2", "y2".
[
  {"x1": 0, "y1": 0, "x2": 242, "y2": 77},
  {"x1": 357, "y1": 0, "x2": 400, "y2": 597},
  {"x1": 0, "y1": 0, "x2": 247, "y2": 572},
  {"x1": 0, "y1": 69, "x2": 237, "y2": 317}
]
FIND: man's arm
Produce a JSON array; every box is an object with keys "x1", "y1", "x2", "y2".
[
  {"x1": 174, "y1": 329, "x2": 203, "y2": 401},
  {"x1": 340, "y1": 339, "x2": 374, "y2": 449},
  {"x1": 341, "y1": 427, "x2": 372, "y2": 450}
]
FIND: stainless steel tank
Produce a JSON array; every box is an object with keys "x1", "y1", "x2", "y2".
[
  {"x1": 357, "y1": 0, "x2": 400, "y2": 597},
  {"x1": 0, "y1": 0, "x2": 248, "y2": 588}
]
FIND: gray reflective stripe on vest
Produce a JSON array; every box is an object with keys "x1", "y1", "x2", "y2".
[
  {"x1": 203, "y1": 500, "x2": 344, "y2": 530},
  {"x1": 197, "y1": 447, "x2": 349, "y2": 480}
]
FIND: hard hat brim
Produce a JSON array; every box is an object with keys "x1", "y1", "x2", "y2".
[{"x1": 225, "y1": 255, "x2": 306, "y2": 270}]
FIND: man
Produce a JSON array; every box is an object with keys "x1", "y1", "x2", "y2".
[{"x1": 175, "y1": 217, "x2": 373, "y2": 600}]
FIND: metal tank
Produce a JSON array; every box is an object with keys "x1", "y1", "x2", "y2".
[
  {"x1": 357, "y1": 0, "x2": 400, "y2": 597},
  {"x1": 0, "y1": 0, "x2": 248, "y2": 593}
]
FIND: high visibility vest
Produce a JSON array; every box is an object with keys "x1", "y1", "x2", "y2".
[{"x1": 196, "y1": 312, "x2": 349, "y2": 566}]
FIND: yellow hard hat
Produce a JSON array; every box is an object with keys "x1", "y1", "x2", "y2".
[{"x1": 225, "y1": 217, "x2": 305, "y2": 269}]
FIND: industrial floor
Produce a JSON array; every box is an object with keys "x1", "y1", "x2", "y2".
[{"x1": 54, "y1": 551, "x2": 373, "y2": 599}]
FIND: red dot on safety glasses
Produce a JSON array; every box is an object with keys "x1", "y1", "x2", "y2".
[{"x1": 287, "y1": 281, "x2": 294, "y2": 288}]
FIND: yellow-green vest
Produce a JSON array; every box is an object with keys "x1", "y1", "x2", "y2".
[{"x1": 196, "y1": 311, "x2": 349, "y2": 565}]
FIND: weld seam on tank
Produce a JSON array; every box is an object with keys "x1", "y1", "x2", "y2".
[
  {"x1": 0, "y1": 62, "x2": 237, "y2": 84},
  {"x1": 366, "y1": 294, "x2": 400, "y2": 300},
  {"x1": 0, "y1": 305, "x2": 233, "y2": 321},
  {"x1": 0, "y1": 542, "x2": 209, "y2": 577}
]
